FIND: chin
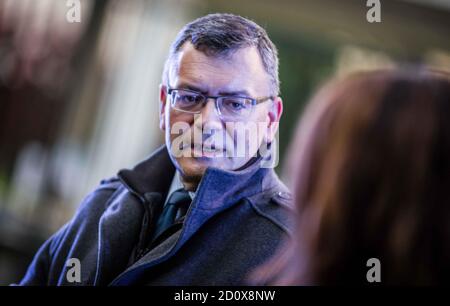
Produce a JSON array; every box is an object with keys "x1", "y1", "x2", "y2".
[
  {"x1": 175, "y1": 157, "x2": 208, "y2": 181},
  {"x1": 174, "y1": 155, "x2": 251, "y2": 180}
]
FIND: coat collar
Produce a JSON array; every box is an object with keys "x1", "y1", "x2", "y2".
[
  {"x1": 117, "y1": 145, "x2": 279, "y2": 210},
  {"x1": 117, "y1": 145, "x2": 175, "y2": 200},
  {"x1": 110, "y1": 145, "x2": 286, "y2": 283}
]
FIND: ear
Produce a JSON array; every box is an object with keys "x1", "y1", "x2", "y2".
[
  {"x1": 159, "y1": 84, "x2": 168, "y2": 131},
  {"x1": 265, "y1": 96, "x2": 283, "y2": 143}
]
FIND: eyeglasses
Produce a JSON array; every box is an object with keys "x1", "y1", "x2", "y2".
[{"x1": 167, "y1": 87, "x2": 274, "y2": 120}]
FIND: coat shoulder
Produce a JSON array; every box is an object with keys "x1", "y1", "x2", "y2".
[
  {"x1": 245, "y1": 187, "x2": 295, "y2": 236},
  {"x1": 98, "y1": 176, "x2": 123, "y2": 191},
  {"x1": 74, "y1": 176, "x2": 126, "y2": 219}
]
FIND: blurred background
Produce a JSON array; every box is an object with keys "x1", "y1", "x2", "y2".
[{"x1": 0, "y1": 0, "x2": 449, "y2": 285}]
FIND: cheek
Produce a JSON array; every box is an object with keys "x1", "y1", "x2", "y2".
[
  {"x1": 252, "y1": 110, "x2": 270, "y2": 135},
  {"x1": 168, "y1": 111, "x2": 194, "y2": 130},
  {"x1": 167, "y1": 113, "x2": 194, "y2": 146},
  {"x1": 256, "y1": 108, "x2": 271, "y2": 124}
]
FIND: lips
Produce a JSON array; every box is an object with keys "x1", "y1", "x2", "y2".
[{"x1": 191, "y1": 143, "x2": 226, "y2": 157}]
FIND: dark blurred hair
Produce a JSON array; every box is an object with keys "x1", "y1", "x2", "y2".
[
  {"x1": 162, "y1": 13, "x2": 279, "y2": 95},
  {"x1": 253, "y1": 68, "x2": 450, "y2": 285}
]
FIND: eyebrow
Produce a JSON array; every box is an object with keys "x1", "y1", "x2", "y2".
[
  {"x1": 177, "y1": 82, "x2": 207, "y2": 94},
  {"x1": 176, "y1": 82, "x2": 251, "y2": 97},
  {"x1": 218, "y1": 90, "x2": 251, "y2": 97}
]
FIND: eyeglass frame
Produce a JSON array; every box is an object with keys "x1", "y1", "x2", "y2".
[{"x1": 166, "y1": 86, "x2": 275, "y2": 118}]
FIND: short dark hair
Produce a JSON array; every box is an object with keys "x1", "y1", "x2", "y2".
[{"x1": 162, "y1": 13, "x2": 280, "y2": 95}]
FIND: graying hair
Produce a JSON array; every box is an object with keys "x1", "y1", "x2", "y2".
[{"x1": 162, "y1": 13, "x2": 280, "y2": 96}]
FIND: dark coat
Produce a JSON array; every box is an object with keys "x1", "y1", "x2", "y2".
[{"x1": 18, "y1": 145, "x2": 293, "y2": 285}]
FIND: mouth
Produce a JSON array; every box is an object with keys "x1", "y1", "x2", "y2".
[{"x1": 191, "y1": 143, "x2": 226, "y2": 158}]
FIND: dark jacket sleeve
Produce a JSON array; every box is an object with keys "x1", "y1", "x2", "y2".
[
  {"x1": 15, "y1": 182, "x2": 119, "y2": 286},
  {"x1": 17, "y1": 223, "x2": 70, "y2": 285}
]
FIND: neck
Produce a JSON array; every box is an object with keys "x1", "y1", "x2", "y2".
[{"x1": 178, "y1": 173, "x2": 200, "y2": 192}]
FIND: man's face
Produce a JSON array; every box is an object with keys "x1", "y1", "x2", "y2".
[{"x1": 159, "y1": 43, "x2": 282, "y2": 191}]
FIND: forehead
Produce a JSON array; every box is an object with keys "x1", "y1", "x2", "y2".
[{"x1": 169, "y1": 43, "x2": 270, "y2": 95}]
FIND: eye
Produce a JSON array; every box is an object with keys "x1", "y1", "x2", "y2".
[
  {"x1": 178, "y1": 93, "x2": 203, "y2": 105},
  {"x1": 223, "y1": 98, "x2": 248, "y2": 112},
  {"x1": 230, "y1": 102, "x2": 243, "y2": 109},
  {"x1": 182, "y1": 95, "x2": 195, "y2": 103}
]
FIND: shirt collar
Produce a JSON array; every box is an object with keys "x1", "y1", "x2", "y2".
[{"x1": 164, "y1": 171, "x2": 195, "y2": 207}]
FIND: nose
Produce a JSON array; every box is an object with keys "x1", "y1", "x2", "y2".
[
  {"x1": 194, "y1": 98, "x2": 223, "y2": 138},
  {"x1": 201, "y1": 98, "x2": 219, "y2": 120}
]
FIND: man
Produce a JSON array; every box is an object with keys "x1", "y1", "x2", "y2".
[{"x1": 18, "y1": 13, "x2": 293, "y2": 286}]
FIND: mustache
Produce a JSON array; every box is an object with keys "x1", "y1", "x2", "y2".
[
  {"x1": 168, "y1": 119, "x2": 268, "y2": 159},
  {"x1": 166, "y1": 118, "x2": 278, "y2": 167},
  {"x1": 171, "y1": 125, "x2": 235, "y2": 156}
]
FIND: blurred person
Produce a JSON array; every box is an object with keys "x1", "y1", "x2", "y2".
[
  {"x1": 254, "y1": 68, "x2": 450, "y2": 285},
  {"x1": 17, "y1": 13, "x2": 293, "y2": 285}
]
